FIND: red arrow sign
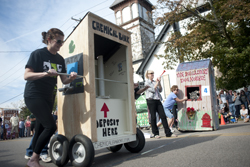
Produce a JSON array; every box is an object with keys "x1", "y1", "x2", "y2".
[{"x1": 101, "y1": 103, "x2": 109, "y2": 118}]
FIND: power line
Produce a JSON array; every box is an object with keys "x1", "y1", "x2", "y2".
[
  {"x1": 0, "y1": 51, "x2": 31, "y2": 53},
  {"x1": 0, "y1": 65, "x2": 24, "y2": 85},
  {"x1": 0, "y1": 75, "x2": 23, "y2": 88},
  {"x1": 0, "y1": 93, "x2": 24, "y2": 105},
  {"x1": 0, "y1": 56, "x2": 28, "y2": 78},
  {"x1": 72, "y1": 0, "x2": 110, "y2": 17},
  {"x1": 0, "y1": 43, "x2": 43, "y2": 82}
]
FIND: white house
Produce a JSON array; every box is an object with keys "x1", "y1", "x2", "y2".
[{"x1": 110, "y1": 0, "x2": 210, "y2": 98}]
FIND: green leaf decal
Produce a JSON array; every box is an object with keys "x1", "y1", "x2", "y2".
[{"x1": 69, "y1": 40, "x2": 75, "y2": 53}]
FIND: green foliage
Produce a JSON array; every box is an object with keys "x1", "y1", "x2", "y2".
[
  {"x1": 19, "y1": 105, "x2": 31, "y2": 120},
  {"x1": 154, "y1": 0, "x2": 250, "y2": 90}
]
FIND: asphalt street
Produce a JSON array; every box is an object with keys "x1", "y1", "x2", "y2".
[{"x1": 0, "y1": 121, "x2": 250, "y2": 167}]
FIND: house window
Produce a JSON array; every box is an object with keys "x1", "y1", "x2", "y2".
[
  {"x1": 142, "y1": 7, "x2": 148, "y2": 22},
  {"x1": 122, "y1": 6, "x2": 131, "y2": 23},
  {"x1": 116, "y1": 11, "x2": 121, "y2": 25},
  {"x1": 132, "y1": 3, "x2": 139, "y2": 19},
  {"x1": 138, "y1": 4, "x2": 143, "y2": 18},
  {"x1": 185, "y1": 85, "x2": 202, "y2": 101}
]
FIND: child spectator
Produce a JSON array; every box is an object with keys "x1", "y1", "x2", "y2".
[
  {"x1": 25, "y1": 116, "x2": 31, "y2": 137},
  {"x1": 240, "y1": 104, "x2": 249, "y2": 123},
  {"x1": 221, "y1": 104, "x2": 230, "y2": 123}
]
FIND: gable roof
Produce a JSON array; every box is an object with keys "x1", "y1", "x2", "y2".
[
  {"x1": 176, "y1": 59, "x2": 211, "y2": 71},
  {"x1": 110, "y1": 0, "x2": 153, "y2": 9},
  {"x1": 110, "y1": 0, "x2": 124, "y2": 8}
]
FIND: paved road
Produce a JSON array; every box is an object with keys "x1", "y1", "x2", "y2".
[{"x1": 1, "y1": 121, "x2": 250, "y2": 167}]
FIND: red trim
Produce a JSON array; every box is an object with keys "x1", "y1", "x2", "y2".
[{"x1": 185, "y1": 85, "x2": 202, "y2": 101}]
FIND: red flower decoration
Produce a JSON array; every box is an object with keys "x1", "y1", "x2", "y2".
[
  {"x1": 187, "y1": 107, "x2": 191, "y2": 112},
  {"x1": 191, "y1": 107, "x2": 194, "y2": 111}
]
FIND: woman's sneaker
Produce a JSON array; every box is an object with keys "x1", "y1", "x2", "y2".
[
  {"x1": 24, "y1": 155, "x2": 31, "y2": 160},
  {"x1": 40, "y1": 154, "x2": 51, "y2": 163},
  {"x1": 170, "y1": 127, "x2": 175, "y2": 132}
]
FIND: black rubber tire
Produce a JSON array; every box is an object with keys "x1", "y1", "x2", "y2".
[
  {"x1": 107, "y1": 144, "x2": 123, "y2": 153},
  {"x1": 49, "y1": 134, "x2": 70, "y2": 167},
  {"x1": 69, "y1": 134, "x2": 95, "y2": 167},
  {"x1": 124, "y1": 128, "x2": 145, "y2": 153}
]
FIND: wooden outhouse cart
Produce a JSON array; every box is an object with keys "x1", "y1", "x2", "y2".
[
  {"x1": 49, "y1": 12, "x2": 145, "y2": 167},
  {"x1": 175, "y1": 59, "x2": 219, "y2": 131}
]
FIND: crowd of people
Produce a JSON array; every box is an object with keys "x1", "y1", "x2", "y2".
[
  {"x1": 218, "y1": 88, "x2": 250, "y2": 123},
  {"x1": 0, "y1": 113, "x2": 36, "y2": 140}
]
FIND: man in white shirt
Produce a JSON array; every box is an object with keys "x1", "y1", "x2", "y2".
[{"x1": 10, "y1": 113, "x2": 19, "y2": 139}]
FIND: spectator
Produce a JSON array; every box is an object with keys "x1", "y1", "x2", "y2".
[
  {"x1": 19, "y1": 118, "x2": 25, "y2": 138},
  {"x1": 233, "y1": 91, "x2": 241, "y2": 123},
  {"x1": 219, "y1": 90, "x2": 227, "y2": 106},
  {"x1": 10, "y1": 113, "x2": 19, "y2": 139},
  {"x1": 221, "y1": 104, "x2": 230, "y2": 123},
  {"x1": 219, "y1": 98, "x2": 225, "y2": 112},
  {"x1": 240, "y1": 104, "x2": 249, "y2": 122},
  {"x1": 1, "y1": 113, "x2": 5, "y2": 140},
  {"x1": 157, "y1": 85, "x2": 187, "y2": 132},
  {"x1": 145, "y1": 70, "x2": 176, "y2": 138},
  {"x1": 240, "y1": 90, "x2": 249, "y2": 109},
  {"x1": 244, "y1": 87, "x2": 250, "y2": 109},
  {"x1": 0, "y1": 112, "x2": 3, "y2": 140},
  {"x1": 226, "y1": 90, "x2": 236, "y2": 119},
  {"x1": 25, "y1": 116, "x2": 31, "y2": 137},
  {"x1": 217, "y1": 94, "x2": 220, "y2": 109},
  {"x1": 0, "y1": 116, "x2": 2, "y2": 140},
  {"x1": 23, "y1": 28, "x2": 77, "y2": 167},
  {"x1": 29, "y1": 113, "x2": 36, "y2": 136},
  {"x1": 134, "y1": 83, "x2": 150, "y2": 100}
]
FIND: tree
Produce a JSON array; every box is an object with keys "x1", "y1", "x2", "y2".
[
  {"x1": 19, "y1": 105, "x2": 31, "y2": 120},
  {"x1": 153, "y1": 0, "x2": 250, "y2": 90}
]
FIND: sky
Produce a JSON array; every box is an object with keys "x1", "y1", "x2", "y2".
[{"x1": 0, "y1": 0, "x2": 160, "y2": 109}]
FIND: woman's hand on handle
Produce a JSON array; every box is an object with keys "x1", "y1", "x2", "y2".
[
  {"x1": 46, "y1": 69, "x2": 58, "y2": 77},
  {"x1": 69, "y1": 72, "x2": 77, "y2": 81}
]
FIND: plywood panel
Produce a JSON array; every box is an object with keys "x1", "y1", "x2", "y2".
[
  {"x1": 57, "y1": 12, "x2": 136, "y2": 142},
  {"x1": 57, "y1": 15, "x2": 95, "y2": 141},
  {"x1": 162, "y1": 74, "x2": 170, "y2": 99}
]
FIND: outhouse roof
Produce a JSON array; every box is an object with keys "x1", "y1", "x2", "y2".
[{"x1": 176, "y1": 59, "x2": 211, "y2": 72}]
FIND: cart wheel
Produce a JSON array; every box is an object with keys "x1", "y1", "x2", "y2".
[
  {"x1": 49, "y1": 134, "x2": 69, "y2": 167},
  {"x1": 69, "y1": 134, "x2": 95, "y2": 167},
  {"x1": 124, "y1": 128, "x2": 145, "y2": 153},
  {"x1": 107, "y1": 144, "x2": 123, "y2": 153}
]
